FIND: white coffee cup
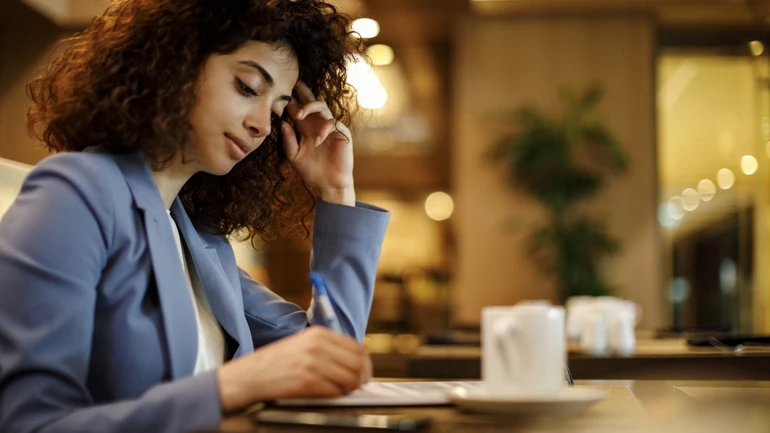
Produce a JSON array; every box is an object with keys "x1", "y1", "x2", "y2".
[{"x1": 482, "y1": 304, "x2": 566, "y2": 396}]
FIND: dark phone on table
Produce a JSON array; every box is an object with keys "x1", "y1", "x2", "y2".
[
  {"x1": 686, "y1": 334, "x2": 770, "y2": 347},
  {"x1": 252, "y1": 410, "x2": 431, "y2": 431}
]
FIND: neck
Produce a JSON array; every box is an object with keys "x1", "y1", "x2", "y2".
[{"x1": 149, "y1": 156, "x2": 197, "y2": 209}]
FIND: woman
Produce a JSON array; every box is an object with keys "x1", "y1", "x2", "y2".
[{"x1": 0, "y1": 0, "x2": 390, "y2": 432}]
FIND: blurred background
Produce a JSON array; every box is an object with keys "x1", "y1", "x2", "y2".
[{"x1": 2, "y1": 0, "x2": 769, "y2": 345}]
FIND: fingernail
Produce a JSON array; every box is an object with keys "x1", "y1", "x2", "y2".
[{"x1": 297, "y1": 110, "x2": 304, "y2": 118}]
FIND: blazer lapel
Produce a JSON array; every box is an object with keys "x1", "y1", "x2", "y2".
[
  {"x1": 170, "y1": 199, "x2": 249, "y2": 357},
  {"x1": 113, "y1": 153, "x2": 198, "y2": 379}
]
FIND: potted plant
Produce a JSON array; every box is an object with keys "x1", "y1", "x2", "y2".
[{"x1": 488, "y1": 85, "x2": 629, "y2": 302}]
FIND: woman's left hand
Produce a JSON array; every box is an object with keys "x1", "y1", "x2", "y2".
[{"x1": 282, "y1": 81, "x2": 355, "y2": 206}]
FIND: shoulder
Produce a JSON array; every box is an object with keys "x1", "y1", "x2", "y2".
[
  {"x1": 32, "y1": 150, "x2": 122, "y2": 184},
  {"x1": 23, "y1": 151, "x2": 125, "y2": 236},
  {"x1": 29, "y1": 150, "x2": 129, "y2": 201}
]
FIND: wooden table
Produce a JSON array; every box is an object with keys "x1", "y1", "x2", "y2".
[
  {"x1": 405, "y1": 339, "x2": 770, "y2": 380},
  {"x1": 214, "y1": 380, "x2": 770, "y2": 432}
]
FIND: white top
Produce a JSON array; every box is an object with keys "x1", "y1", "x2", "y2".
[{"x1": 166, "y1": 212, "x2": 225, "y2": 374}]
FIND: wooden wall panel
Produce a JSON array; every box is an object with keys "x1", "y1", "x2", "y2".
[{"x1": 451, "y1": 15, "x2": 664, "y2": 330}]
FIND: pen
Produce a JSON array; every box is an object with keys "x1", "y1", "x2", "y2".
[{"x1": 309, "y1": 271, "x2": 344, "y2": 334}]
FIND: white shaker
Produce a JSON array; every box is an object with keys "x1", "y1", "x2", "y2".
[
  {"x1": 580, "y1": 308, "x2": 609, "y2": 356},
  {"x1": 609, "y1": 313, "x2": 636, "y2": 356},
  {"x1": 565, "y1": 296, "x2": 594, "y2": 342}
]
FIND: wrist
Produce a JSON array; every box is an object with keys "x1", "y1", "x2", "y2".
[
  {"x1": 216, "y1": 365, "x2": 241, "y2": 414},
  {"x1": 318, "y1": 186, "x2": 356, "y2": 207},
  {"x1": 217, "y1": 360, "x2": 264, "y2": 413}
]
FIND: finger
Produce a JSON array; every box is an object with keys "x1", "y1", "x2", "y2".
[
  {"x1": 312, "y1": 331, "x2": 366, "y2": 365},
  {"x1": 309, "y1": 380, "x2": 346, "y2": 398},
  {"x1": 300, "y1": 372, "x2": 348, "y2": 398},
  {"x1": 294, "y1": 80, "x2": 317, "y2": 104},
  {"x1": 307, "y1": 327, "x2": 368, "y2": 366},
  {"x1": 303, "y1": 325, "x2": 365, "y2": 356},
  {"x1": 311, "y1": 355, "x2": 362, "y2": 393},
  {"x1": 297, "y1": 100, "x2": 333, "y2": 121},
  {"x1": 334, "y1": 121, "x2": 353, "y2": 144},
  {"x1": 321, "y1": 344, "x2": 365, "y2": 378},
  {"x1": 286, "y1": 98, "x2": 302, "y2": 120},
  {"x1": 281, "y1": 122, "x2": 299, "y2": 160},
  {"x1": 315, "y1": 118, "x2": 339, "y2": 147}
]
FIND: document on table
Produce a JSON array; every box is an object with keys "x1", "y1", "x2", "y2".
[{"x1": 274, "y1": 381, "x2": 483, "y2": 407}]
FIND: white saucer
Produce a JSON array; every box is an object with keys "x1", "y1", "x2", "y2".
[{"x1": 446, "y1": 386, "x2": 608, "y2": 417}]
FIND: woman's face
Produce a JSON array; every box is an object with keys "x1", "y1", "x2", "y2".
[{"x1": 186, "y1": 40, "x2": 299, "y2": 175}]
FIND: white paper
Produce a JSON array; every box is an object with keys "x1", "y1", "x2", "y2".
[{"x1": 275, "y1": 381, "x2": 483, "y2": 407}]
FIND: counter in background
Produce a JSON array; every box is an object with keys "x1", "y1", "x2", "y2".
[{"x1": 368, "y1": 335, "x2": 770, "y2": 380}]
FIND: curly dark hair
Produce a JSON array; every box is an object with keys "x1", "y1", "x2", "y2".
[{"x1": 26, "y1": 0, "x2": 362, "y2": 242}]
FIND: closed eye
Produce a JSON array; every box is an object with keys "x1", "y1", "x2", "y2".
[{"x1": 235, "y1": 78, "x2": 258, "y2": 97}]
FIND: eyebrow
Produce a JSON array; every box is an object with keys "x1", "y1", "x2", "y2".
[{"x1": 238, "y1": 60, "x2": 292, "y2": 102}]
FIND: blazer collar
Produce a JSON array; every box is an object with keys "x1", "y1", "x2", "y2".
[
  {"x1": 110, "y1": 151, "x2": 168, "y2": 219},
  {"x1": 111, "y1": 151, "x2": 250, "y2": 366},
  {"x1": 169, "y1": 198, "x2": 249, "y2": 357},
  {"x1": 111, "y1": 152, "x2": 199, "y2": 379}
]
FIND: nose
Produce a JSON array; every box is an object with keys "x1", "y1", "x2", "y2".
[{"x1": 244, "y1": 104, "x2": 272, "y2": 139}]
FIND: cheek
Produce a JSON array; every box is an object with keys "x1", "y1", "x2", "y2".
[
  {"x1": 193, "y1": 83, "x2": 243, "y2": 127},
  {"x1": 191, "y1": 104, "x2": 241, "y2": 140},
  {"x1": 200, "y1": 92, "x2": 230, "y2": 118}
]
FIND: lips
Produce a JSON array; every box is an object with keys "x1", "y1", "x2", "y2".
[{"x1": 224, "y1": 133, "x2": 251, "y2": 155}]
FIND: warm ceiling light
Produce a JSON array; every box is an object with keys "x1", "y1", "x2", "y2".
[
  {"x1": 681, "y1": 188, "x2": 699, "y2": 212},
  {"x1": 346, "y1": 55, "x2": 387, "y2": 109},
  {"x1": 717, "y1": 168, "x2": 735, "y2": 190},
  {"x1": 697, "y1": 179, "x2": 716, "y2": 202},
  {"x1": 425, "y1": 192, "x2": 454, "y2": 221},
  {"x1": 658, "y1": 202, "x2": 682, "y2": 229},
  {"x1": 667, "y1": 197, "x2": 685, "y2": 220},
  {"x1": 750, "y1": 40, "x2": 765, "y2": 57},
  {"x1": 741, "y1": 155, "x2": 758, "y2": 175},
  {"x1": 352, "y1": 18, "x2": 380, "y2": 39},
  {"x1": 366, "y1": 44, "x2": 394, "y2": 66}
]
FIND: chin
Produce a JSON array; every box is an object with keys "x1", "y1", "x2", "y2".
[
  {"x1": 201, "y1": 158, "x2": 238, "y2": 177},
  {"x1": 209, "y1": 165, "x2": 236, "y2": 176}
]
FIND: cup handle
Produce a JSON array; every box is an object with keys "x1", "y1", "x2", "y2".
[
  {"x1": 493, "y1": 318, "x2": 518, "y2": 383},
  {"x1": 634, "y1": 303, "x2": 643, "y2": 325}
]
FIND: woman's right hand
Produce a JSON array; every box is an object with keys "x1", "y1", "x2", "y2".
[{"x1": 216, "y1": 326, "x2": 370, "y2": 413}]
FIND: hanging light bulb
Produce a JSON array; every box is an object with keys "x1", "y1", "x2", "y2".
[
  {"x1": 346, "y1": 55, "x2": 387, "y2": 109},
  {"x1": 352, "y1": 18, "x2": 380, "y2": 39}
]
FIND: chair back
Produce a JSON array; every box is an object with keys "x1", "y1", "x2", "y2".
[{"x1": 0, "y1": 157, "x2": 32, "y2": 218}]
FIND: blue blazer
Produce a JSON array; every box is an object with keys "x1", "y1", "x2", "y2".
[{"x1": 0, "y1": 150, "x2": 389, "y2": 433}]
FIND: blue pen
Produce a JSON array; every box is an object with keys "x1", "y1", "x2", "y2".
[{"x1": 309, "y1": 271, "x2": 344, "y2": 334}]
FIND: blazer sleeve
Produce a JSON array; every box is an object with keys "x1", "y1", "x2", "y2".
[
  {"x1": 0, "y1": 154, "x2": 222, "y2": 433},
  {"x1": 240, "y1": 198, "x2": 389, "y2": 346}
]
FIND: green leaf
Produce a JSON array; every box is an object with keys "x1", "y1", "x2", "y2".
[
  {"x1": 582, "y1": 122, "x2": 629, "y2": 172},
  {"x1": 485, "y1": 83, "x2": 627, "y2": 301}
]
